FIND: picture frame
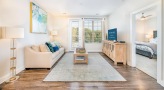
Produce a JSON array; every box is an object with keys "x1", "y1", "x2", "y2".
[{"x1": 30, "y1": 2, "x2": 47, "y2": 34}]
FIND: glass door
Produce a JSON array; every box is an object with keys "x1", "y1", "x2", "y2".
[{"x1": 69, "y1": 19, "x2": 83, "y2": 51}]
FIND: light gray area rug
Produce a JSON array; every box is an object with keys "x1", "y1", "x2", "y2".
[{"x1": 44, "y1": 53, "x2": 126, "y2": 81}]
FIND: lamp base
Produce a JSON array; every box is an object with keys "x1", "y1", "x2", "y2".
[{"x1": 6, "y1": 76, "x2": 19, "y2": 83}]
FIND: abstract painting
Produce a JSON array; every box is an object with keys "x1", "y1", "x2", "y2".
[{"x1": 30, "y1": 2, "x2": 47, "y2": 34}]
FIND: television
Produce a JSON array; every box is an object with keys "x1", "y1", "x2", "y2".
[{"x1": 108, "y1": 28, "x2": 117, "y2": 41}]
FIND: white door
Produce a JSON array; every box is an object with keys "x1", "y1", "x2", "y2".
[{"x1": 69, "y1": 19, "x2": 83, "y2": 51}]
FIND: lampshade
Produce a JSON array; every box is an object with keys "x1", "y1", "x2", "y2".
[
  {"x1": 51, "y1": 30, "x2": 58, "y2": 36},
  {"x1": 145, "y1": 34, "x2": 151, "y2": 39},
  {"x1": 3, "y1": 27, "x2": 24, "y2": 39}
]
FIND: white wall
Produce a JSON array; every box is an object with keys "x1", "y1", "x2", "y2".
[
  {"x1": 0, "y1": 0, "x2": 53, "y2": 84},
  {"x1": 108, "y1": 0, "x2": 158, "y2": 65},
  {"x1": 52, "y1": 16, "x2": 109, "y2": 52},
  {"x1": 136, "y1": 20, "x2": 145, "y2": 41},
  {"x1": 136, "y1": 17, "x2": 157, "y2": 42},
  {"x1": 52, "y1": 16, "x2": 69, "y2": 51},
  {"x1": 145, "y1": 17, "x2": 157, "y2": 35},
  {"x1": 108, "y1": 0, "x2": 164, "y2": 87},
  {"x1": 161, "y1": 0, "x2": 164, "y2": 87}
]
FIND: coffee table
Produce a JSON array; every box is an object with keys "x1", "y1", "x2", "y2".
[{"x1": 74, "y1": 48, "x2": 88, "y2": 64}]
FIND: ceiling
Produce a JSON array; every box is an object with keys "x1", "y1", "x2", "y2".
[
  {"x1": 135, "y1": 7, "x2": 157, "y2": 20},
  {"x1": 33, "y1": 0, "x2": 124, "y2": 16}
]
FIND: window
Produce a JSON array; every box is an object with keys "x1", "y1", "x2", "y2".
[{"x1": 84, "y1": 19, "x2": 102, "y2": 43}]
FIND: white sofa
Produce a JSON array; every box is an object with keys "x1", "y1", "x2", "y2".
[{"x1": 25, "y1": 46, "x2": 64, "y2": 69}]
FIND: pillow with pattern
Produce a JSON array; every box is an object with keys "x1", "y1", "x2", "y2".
[{"x1": 45, "y1": 42, "x2": 55, "y2": 53}]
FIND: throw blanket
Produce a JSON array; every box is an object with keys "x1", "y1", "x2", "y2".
[{"x1": 135, "y1": 41, "x2": 157, "y2": 55}]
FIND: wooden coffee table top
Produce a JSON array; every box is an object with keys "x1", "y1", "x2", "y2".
[{"x1": 74, "y1": 48, "x2": 88, "y2": 54}]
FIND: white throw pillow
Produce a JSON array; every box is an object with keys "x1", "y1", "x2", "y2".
[
  {"x1": 150, "y1": 38, "x2": 157, "y2": 44},
  {"x1": 31, "y1": 45, "x2": 40, "y2": 52},
  {"x1": 39, "y1": 44, "x2": 50, "y2": 52},
  {"x1": 53, "y1": 41, "x2": 62, "y2": 47},
  {"x1": 50, "y1": 42, "x2": 56, "y2": 47}
]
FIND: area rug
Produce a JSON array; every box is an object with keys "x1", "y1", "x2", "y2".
[{"x1": 43, "y1": 53, "x2": 126, "y2": 81}]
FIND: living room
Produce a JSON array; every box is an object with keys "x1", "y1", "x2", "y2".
[{"x1": 0, "y1": 0, "x2": 164, "y2": 89}]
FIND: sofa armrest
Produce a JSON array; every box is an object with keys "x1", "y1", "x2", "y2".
[{"x1": 24, "y1": 46, "x2": 52, "y2": 68}]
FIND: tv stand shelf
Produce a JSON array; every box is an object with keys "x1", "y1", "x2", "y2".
[{"x1": 102, "y1": 40, "x2": 127, "y2": 65}]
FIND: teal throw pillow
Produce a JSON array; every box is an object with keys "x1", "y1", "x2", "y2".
[{"x1": 45, "y1": 42, "x2": 55, "y2": 53}]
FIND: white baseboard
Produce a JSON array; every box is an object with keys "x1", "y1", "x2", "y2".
[
  {"x1": 158, "y1": 80, "x2": 164, "y2": 87},
  {"x1": 66, "y1": 50, "x2": 102, "y2": 53},
  {"x1": 0, "y1": 73, "x2": 10, "y2": 84},
  {"x1": 65, "y1": 50, "x2": 102, "y2": 53},
  {"x1": 161, "y1": 81, "x2": 164, "y2": 87},
  {"x1": 87, "y1": 50, "x2": 102, "y2": 52},
  {"x1": 65, "y1": 50, "x2": 70, "y2": 52},
  {"x1": 16, "y1": 66, "x2": 25, "y2": 74}
]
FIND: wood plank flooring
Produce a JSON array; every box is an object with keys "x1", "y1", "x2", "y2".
[{"x1": 0, "y1": 53, "x2": 164, "y2": 90}]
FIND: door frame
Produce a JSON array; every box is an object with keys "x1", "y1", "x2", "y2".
[{"x1": 130, "y1": 0, "x2": 164, "y2": 86}]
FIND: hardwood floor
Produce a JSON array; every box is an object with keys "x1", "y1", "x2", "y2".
[{"x1": 0, "y1": 53, "x2": 164, "y2": 90}]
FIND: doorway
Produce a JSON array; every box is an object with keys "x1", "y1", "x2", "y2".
[
  {"x1": 130, "y1": 1, "x2": 162, "y2": 83},
  {"x1": 69, "y1": 19, "x2": 83, "y2": 51},
  {"x1": 135, "y1": 7, "x2": 158, "y2": 79}
]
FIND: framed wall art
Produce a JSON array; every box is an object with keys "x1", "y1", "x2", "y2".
[{"x1": 30, "y1": 2, "x2": 47, "y2": 34}]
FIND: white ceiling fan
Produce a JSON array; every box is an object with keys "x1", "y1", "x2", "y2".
[{"x1": 140, "y1": 13, "x2": 152, "y2": 20}]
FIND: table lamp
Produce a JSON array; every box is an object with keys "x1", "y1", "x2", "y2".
[
  {"x1": 51, "y1": 30, "x2": 58, "y2": 41},
  {"x1": 145, "y1": 34, "x2": 152, "y2": 42}
]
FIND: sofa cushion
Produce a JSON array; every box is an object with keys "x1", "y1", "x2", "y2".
[
  {"x1": 52, "y1": 51, "x2": 59, "y2": 59},
  {"x1": 59, "y1": 48, "x2": 64, "y2": 53},
  {"x1": 39, "y1": 44, "x2": 50, "y2": 52},
  {"x1": 31, "y1": 45, "x2": 40, "y2": 52},
  {"x1": 45, "y1": 42, "x2": 55, "y2": 53}
]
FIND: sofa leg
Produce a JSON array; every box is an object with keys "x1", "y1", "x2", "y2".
[{"x1": 47, "y1": 68, "x2": 50, "y2": 70}]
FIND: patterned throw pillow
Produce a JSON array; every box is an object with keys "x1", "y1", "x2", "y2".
[{"x1": 45, "y1": 42, "x2": 55, "y2": 53}]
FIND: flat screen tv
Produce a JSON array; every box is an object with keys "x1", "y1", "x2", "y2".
[{"x1": 108, "y1": 28, "x2": 117, "y2": 41}]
